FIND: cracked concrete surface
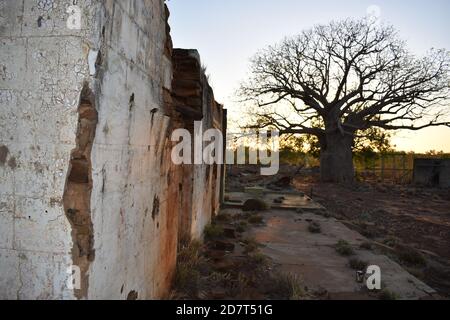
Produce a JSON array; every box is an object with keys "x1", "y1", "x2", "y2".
[{"x1": 248, "y1": 209, "x2": 436, "y2": 300}]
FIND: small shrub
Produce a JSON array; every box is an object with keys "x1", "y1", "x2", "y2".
[
  {"x1": 318, "y1": 209, "x2": 332, "y2": 218},
  {"x1": 358, "y1": 223, "x2": 380, "y2": 239},
  {"x1": 243, "y1": 199, "x2": 269, "y2": 212},
  {"x1": 269, "y1": 272, "x2": 304, "y2": 300},
  {"x1": 378, "y1": 288, "x2": 399, "y2": 300},
  {"x1": 204, "y1": 224, "x2": 224, "y2": 240},
  {"x1": 216, "y1": 213, "x2": 231, "y2": 222},
  {"x1": 395, "y1": 245, "x2": 427, "y2": 267},
  {"x1": 174, "y1": 264, "x2": 200, "y2": 295},
  {"x1": 335, "y1": 240, "x2": 355, "y2": 256},
  {"x1": 173, "y1": 241, "x2": 203, "y2": 295},
  {"x1": 349, "y1": 258, "x2": 368, "y2": 271},
  {"x1": 177, "y1": 240, "x2": 202, "y2": 265},
  {"x1": 242, "y1": 237, "x2": 259, "y2": 253},
  {"x1": 308, "y1": 221, "x2": 321, "y2": 233},
  {"x1": 226, "y1": 273, "x2": 250, "y2": 298},
  {"x1": 249, "y1": 252, "x2": 268, "y2": 266}
]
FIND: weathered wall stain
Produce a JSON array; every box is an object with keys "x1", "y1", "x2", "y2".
[
  {"x1": 63, "y1": 86, "x2": 97, "y2": 299},
  {"x1": 0, "y1": 145, "x2": 9, "y2": 166},
  {"x1": 0, "y1": 0, "x2": 225, "y2": 300},
  {"x1": 7, "y1": 157, "x2": 16, "y2": 169},
  {"x1": 152, "y1": 196, "x2": 160, "y2": 221}
]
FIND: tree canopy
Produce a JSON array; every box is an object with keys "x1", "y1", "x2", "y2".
[{"x1": 240, "y1": 18, "x2": 450, "y2": 139}]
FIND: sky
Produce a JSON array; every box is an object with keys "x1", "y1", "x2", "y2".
[{"x1": 167, "y1": 0, "x2": 450, "y2": 153}]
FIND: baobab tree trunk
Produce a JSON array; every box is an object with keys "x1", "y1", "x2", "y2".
[{"x1": 319, "y1": 133, "x2": 355, "y2": 183}]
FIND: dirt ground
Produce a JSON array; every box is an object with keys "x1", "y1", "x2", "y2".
[
  {"x1": 171, "y1": 207, "x2": 421, "y2": 300},
  {"x1": 293, "y1": 175, "x2": 450, "y2": 296},
  {"x1": 171, "y1": 210, "x2": 316, "y2": 300},
  {"x1": 224, "y1": 165, "x2": 450, "y2": 298}
]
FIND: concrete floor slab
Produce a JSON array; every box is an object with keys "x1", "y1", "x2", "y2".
[
  {"x1": 224, "y1": 191, "x2": 325, "y2": 210},
  {"x1": 246, "y1": 209, "x2": 436, "y2": 300}
]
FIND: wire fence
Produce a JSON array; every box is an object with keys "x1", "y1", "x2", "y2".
[
  {"x1": 354, "y1": 153, "x2": 450, "y2": 184},
  {"x1": 354, "y1": 153, "x2": 413, "y2": 184},
  {"x1": 277, "y1": 151, "x2": 450, "y2": 184}
]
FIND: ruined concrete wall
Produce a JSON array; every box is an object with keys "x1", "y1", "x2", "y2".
[
  {"x1": 85, "y1": 0, "x2": 177, "y2": 300},
  {"x1": 0, "y1": 0, "x2": 224, "y2": 300},
  {"x1": 171, "y1": 49, "x2": 224, "y2": 241},
  {"x1": 413, "y1": 158, "x2": 450, "y2": 188},
  {"x1": 190, "y1": 80, "x2": 224, "y2": 239},
  {"x1": 0, "y1": 0, "x2": 102, "y2": 300}
]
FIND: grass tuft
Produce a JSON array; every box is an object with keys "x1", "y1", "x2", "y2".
[
  {"x1": 173, "y1": 241, "x2": 203, "y2": 296},
  {"x1": 395, "y1": 245, "x2": 427, "y2": 267},
  {"x1": 242, "y1": 237, "x2": 259, "y2": 253},
  {"x1": 243, "y1": 199, "x2": 269, "y2": 212},
  {"x1": 335, "y1": 240, "x2": 355, "y2": 256},
  {"x1": 248, "y1": 252, "x2": 268, "y2": 266},
  {"x1": 204, "y1": 224, "x2": 224, "y2": 241},
  {"x1": 215, "y1": 213, "x2": 232, "y2": 222},
  {"x1": 308, "y1": 221, "x2": 322, "y2": 233},
  {"x1": 378, "y1": 288, "x2": 399, "y2": 300},
  {"x1": 269, "y1": 272, "x2": 305, "y2": 300}
]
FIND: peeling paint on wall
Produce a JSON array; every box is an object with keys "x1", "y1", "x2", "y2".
[
  {"x1": 63, "y1": 85, "x2": 97, "y2": 299},
  {"x1": 0, "y1": 0, "x2": 225, "y2": 300}
]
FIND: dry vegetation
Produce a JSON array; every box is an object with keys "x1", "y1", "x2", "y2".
[
  {"x1": 171, "y1": 211, "x2": 311, "y2": 300},
  {"x1": 294, "y1": 171, "x2": 450, "y2": 297}
]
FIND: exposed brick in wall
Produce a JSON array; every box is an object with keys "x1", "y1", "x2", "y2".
[
  {"x1": 0, "y1": 0, "x2": 224, "y2": 300},
  {"x1": 63, "y1": 85, "x2": 97, "y2": 299}
]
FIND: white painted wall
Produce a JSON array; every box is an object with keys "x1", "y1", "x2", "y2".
[{"x1": 0, "y1": 0, "x2": 223, "y2": 300}]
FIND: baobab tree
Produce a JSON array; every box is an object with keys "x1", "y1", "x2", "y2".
[{"x1": 240, "y1": 18, "x2": 450, "y2": 183}]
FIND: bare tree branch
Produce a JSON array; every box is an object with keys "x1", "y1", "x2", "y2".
[{"x1": 239, "y1": 18, "x2": 450, "y2": 140}]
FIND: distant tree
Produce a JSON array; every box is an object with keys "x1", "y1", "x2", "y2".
[
  {"x1": 425, "y1": 150, "x2": 444, "y2": 156},
  {"x1": 240, "y1": 18, "x2": 450, "y2": 182},
  {"x1": 279, "y1": 123, "x2": 393, "y2": 156}
]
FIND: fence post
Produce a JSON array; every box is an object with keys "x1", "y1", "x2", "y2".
[
  {"x1": 393, "y1": 154, "x2": 397, "y2": 182},
  {"x1": 402, "y1": 154, "x2": 406, "y2": 184}
]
